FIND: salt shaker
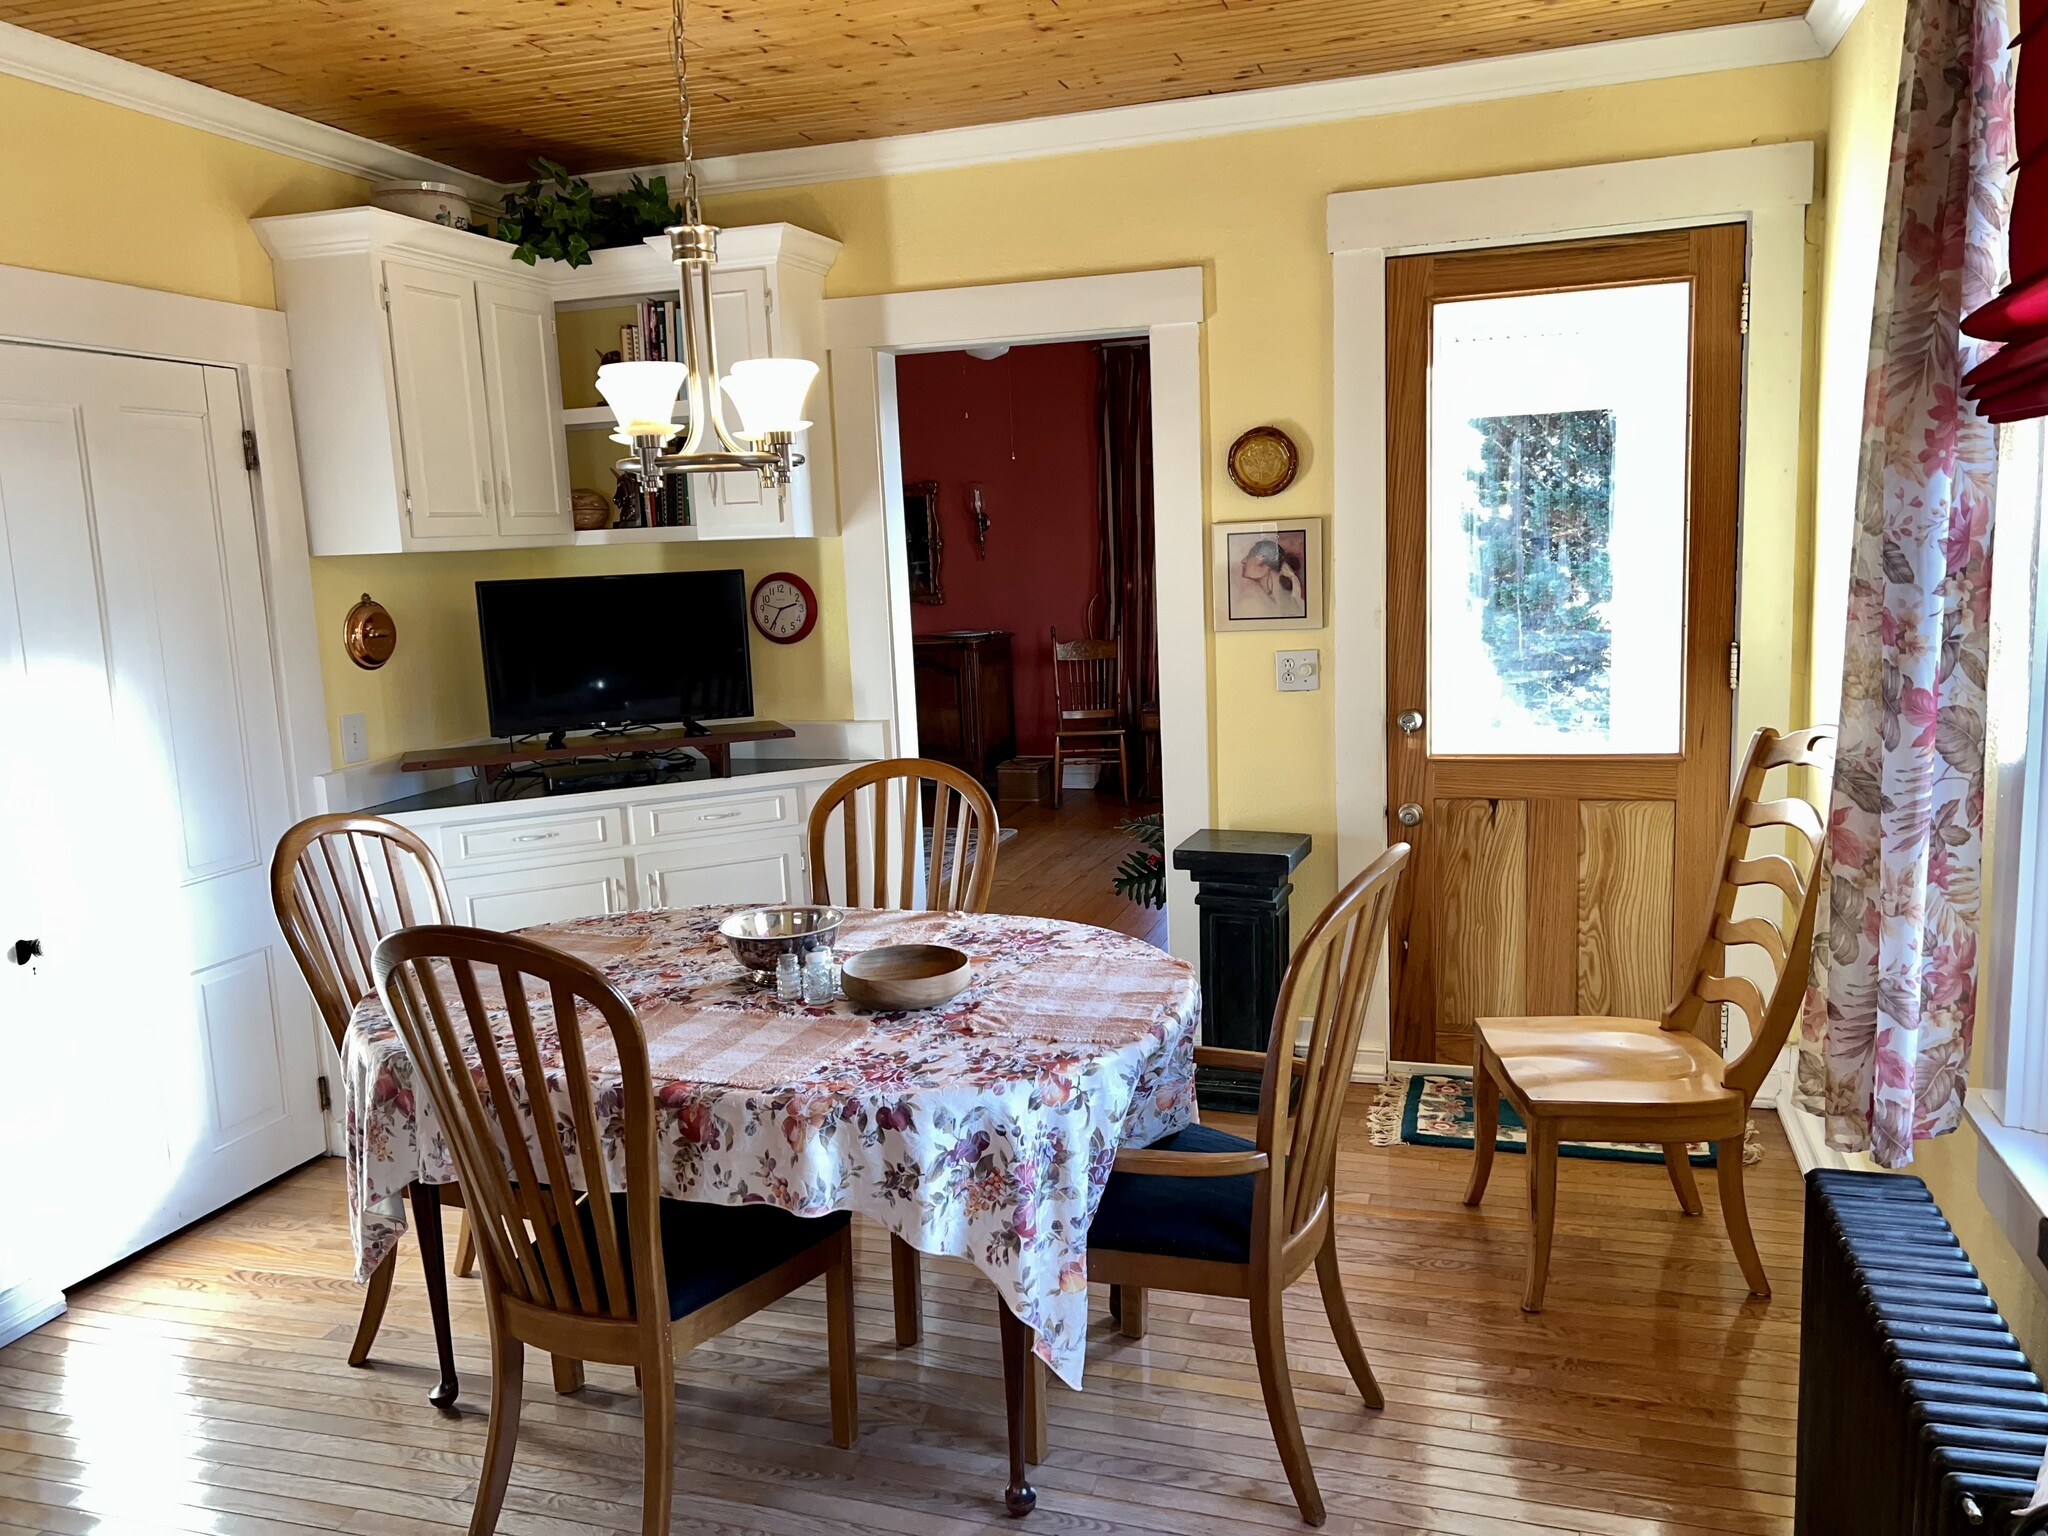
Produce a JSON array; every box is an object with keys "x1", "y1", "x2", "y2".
[
  {"x1": 775, "y1": 951, "x2": 802, "y2": 1001},
  {"x1": 802, "y1": 944, "x2": 836, "y2": 1004}
]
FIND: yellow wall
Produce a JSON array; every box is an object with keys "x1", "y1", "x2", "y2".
[{"x1": 704, "y1": 62, "x2": 1831, "y2": 915}]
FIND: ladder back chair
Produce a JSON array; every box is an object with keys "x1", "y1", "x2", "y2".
[
  {"x1": 807, "y1": 757, "x2": 1002, "y2": 1346},
  {"x1": 1086, "y1": 843, "x2": 1411, "y2": 1526},
  {"x1": 372, "y1": 925, "x2": 858, "y2": 1536},
  {"x1": 1050, "y1": 628, "x2": 1130, "y2": 806},
  {"x1": 269, "y1": 812, "x2": 475, "y2": 1367},
  {"x1": 1466, "y1": 725, "x2": 1836, "y2": 1311}
]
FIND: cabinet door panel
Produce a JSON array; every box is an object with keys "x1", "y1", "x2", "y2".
[
  {"x1": 477, "y1": 280, "x2": 572, "y2": 538},
  {"x1": 636, "y1": 835, "x2": 803, "y2": 910},
  {"x1": 689, "y1": 268, "x2": 790, "y2": 536},
  {"x1": 383, "y1": 260, "x2": 495, "y2": 540},
  {"x1": 446, "y1": 856, "x2": 628, "y2": 929}
]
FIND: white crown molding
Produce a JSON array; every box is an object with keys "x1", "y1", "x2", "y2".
[
  {"x1": 600, "y1": 11, "x2": 1851, "y2": 197},
  {"x1": 2, "y1": 0, "x2": 1864, "y2": 205},
  {"x1": 0, "y1": 18, "x2": 496, "y2": 200}
]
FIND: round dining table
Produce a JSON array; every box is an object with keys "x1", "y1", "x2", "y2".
[{"x1": 342, "y1": 902, "x2": 1200, "y2": 1515}]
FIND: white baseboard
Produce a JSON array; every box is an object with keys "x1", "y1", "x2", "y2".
[
  {"x1": 1350, "y1": 1044, "x2": 1389, "y2": 1083},
  {"x1": 0, "y1": 1285, "x2": 64, "y2": 1349},
  {"x1": 1771, "y1": 1081, "x2": 1866, "y2": 1173}
]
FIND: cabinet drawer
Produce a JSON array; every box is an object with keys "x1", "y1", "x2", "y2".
[
  {"x1": 632, "y1": 836, "x2": 805, "y2": 911},
  {"x1": 442, "y1": 807, "x2": 625, "y2": 868},
  {"x1": 630, "y1": 790, "x2": 797, "y2": 846}
]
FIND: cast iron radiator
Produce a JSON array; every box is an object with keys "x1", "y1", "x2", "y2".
[{"x1": 1796, "y1": 1169, "x2": 2048, "y2": 1535}]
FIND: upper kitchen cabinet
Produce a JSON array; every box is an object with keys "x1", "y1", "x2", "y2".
[{"x1": 254, "y1": 210, "x2": 842, "y2": 554}]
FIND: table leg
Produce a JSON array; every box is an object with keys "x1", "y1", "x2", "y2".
[
  {"x1": 996, "y1": 1297, "x2": 1038, "y2": 1516},
  {"x1": 408, "y1": 1181, "x2": 460, "y2": 1411}
]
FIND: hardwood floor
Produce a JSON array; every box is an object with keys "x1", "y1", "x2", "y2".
[
  {"x1": 989, "y1": 789, "x2": 1168, "y2": 948},
  {"x1": 0, "y1": 1108, "x2": 1804, "y2": 1534}
]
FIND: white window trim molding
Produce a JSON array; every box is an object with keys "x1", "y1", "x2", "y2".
[
  {"x1": 1327, "y1": 141, "x2": 1815, "y2": 1071},
  {"x1": 824, "y1": 267, "x2": 1209, "y2": 962},
  {"x1": 0, "y1": 260, "x2": 337, "y2": 1238}
]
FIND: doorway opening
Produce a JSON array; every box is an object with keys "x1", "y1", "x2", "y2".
[{"x1": 893, "y1": 337, "x2": 1165, "y2": 947}]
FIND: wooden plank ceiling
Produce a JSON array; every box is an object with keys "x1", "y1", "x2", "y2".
[{"x1": 0, "y1": 0, "x2": 1811, "y2": 181}]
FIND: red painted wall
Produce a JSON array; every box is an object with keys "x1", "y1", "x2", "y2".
[{"x1": 898, "y1": 342, "x2": 1103, "y2": 757}]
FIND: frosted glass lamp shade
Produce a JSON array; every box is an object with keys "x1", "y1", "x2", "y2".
[
  {"x1": 719, "y1": 358, "x2": 818, "y2": 438},
  {"x1": 596, "y1": 361, "x2": 686, "y2": 436}
]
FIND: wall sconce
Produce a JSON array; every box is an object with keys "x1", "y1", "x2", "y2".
[{"x1": 969, "y1": 485, "x2": 990, "y2": 559}]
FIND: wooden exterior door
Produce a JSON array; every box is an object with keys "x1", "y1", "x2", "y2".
[{"x1": 1385, "y1": 225, "x2": 1743, "y2": 1065}]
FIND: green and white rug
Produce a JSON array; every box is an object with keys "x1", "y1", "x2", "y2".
[{"x1": 1368, "y1": 1074, "x2": 1760, "y2": 1167}]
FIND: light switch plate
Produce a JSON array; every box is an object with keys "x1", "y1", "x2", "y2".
[
  {"x1": 340, "y1": 712, "x2": 369, "y2": 765},
  {"x1": 1276, "y1": 650, "x2": 1320, "y2": 692}
]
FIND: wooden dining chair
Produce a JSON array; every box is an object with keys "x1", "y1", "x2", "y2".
[
  {"x1": 371, "y1": 924, "x2": 858, "y2": 1536},
  {"x1": 1050, "y1": 628, "x2": 1129, "y2": 806},
  {"x1": 1086, "y1": 843, "x2": 1410, "y2": 1526},
  {"x1": 269, "y1": 812, "x2": 476, "y2": 1366},
  {"x1": 1465, "y1": 725, "x2": 1835, "y2": 1312},
  {"x1": 808, "y1": 757, "x2": 1001, "y2": 1346}
]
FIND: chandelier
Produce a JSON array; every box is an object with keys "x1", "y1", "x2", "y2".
[{"x1": 596, "y1": 0, "x2": 817, "y2": 494}]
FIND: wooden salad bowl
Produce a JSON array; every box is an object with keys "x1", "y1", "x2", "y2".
[{"x1": 840, "y1": 944, "x2": 972, "y2": 1010}]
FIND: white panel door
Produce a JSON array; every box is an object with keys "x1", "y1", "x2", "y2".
[
  {"x1": 477, "y1": 280, "x2": 573, "y2": 539},
  {"x1": 0, "y1": 343, "x2": 322, "y2": 1299},
  {"x1": 635, "y1": 835, "x2": 805, "y2": 910},
  {"x1": 689, "y1": 268, "x2": 787, "y2": 535},
  {"x1": 382, "y1": 259, "x2": 496, "y2": 541},
  {"x1": 446, "y1": 856, "x2": 629, "y2": 930}
]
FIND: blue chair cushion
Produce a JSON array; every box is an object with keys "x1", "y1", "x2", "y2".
[
  {"x1": 544, "y1": 1197, "x2": 850, "y2": 1321},
  {"x1": 1087, "y1": 1122, "x2": 1259, "y2": 1265}
]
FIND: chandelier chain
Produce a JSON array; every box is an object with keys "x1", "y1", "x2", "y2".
[{"x1": 670, "y1": 0, "x2": 700, "y2": 223}]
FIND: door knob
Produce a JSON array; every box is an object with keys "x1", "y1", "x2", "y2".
[
  {"x1": 1396, "y1": 709, "x2": 1425, "y2": 735},
  {"x1": 1396, "y1": 803, "x2": 1424, "y2": 828},
  {"x1": 8, "y1": 938, "x2": 43, "y2": 965}
]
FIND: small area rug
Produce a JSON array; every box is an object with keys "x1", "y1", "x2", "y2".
[{"x1": 1368, "y1": 1074, "x2": 1761, "y2": 1167}]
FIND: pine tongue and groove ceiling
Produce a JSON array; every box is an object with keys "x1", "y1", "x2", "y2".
[{"x1": 0, "y1": 0, "x2": 1810, "y2": 180}]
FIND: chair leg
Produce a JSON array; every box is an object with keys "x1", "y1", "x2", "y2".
[
  {"x1": 550, "y1": 1355, "x2": 585, "y2": 1395},
  {"x1": 1464, "y1": 1060, "x2": 1499, "y2": 1207},
  {"x1": 1521, "y1": 1124, "x2": 1559, "y2": 1314},
  {"x1": 1717, "y1": 1138, "x2": 1770, "y2": 1297},
  {"x1": 1023, "y1": 1355, "x2": 1048, "y2": 1466},
  {"x1": 825, "y1": 1229, "x2": 860, "y2": 1448},
  {"x1": 1052, "y1": 739, "x2": 1064, "y2": 809},
  {"x1": 890, "y1": 1233, "x2": 922, "y2": 1348},
  {"x1": 1249, "y1": 1283, "x2": 1324, "y2": 1526},
  {"x1": 640, "y1": 1367, "x2": 676, "y2": 1536},
  {"x1": 1313, "y1": 1230, "x2": 1383, "y2": 1408},
  {"x1": 1118, "y1": 1285, "x2": 1146, "y2": 1339},
  {"x1": 1116, "y1": 738, "x2": 1131, "y2": 806},
  {"x1": 1664, "y1": 1145, "x2": 1704, "y2": 1216},
  {"x1": 469, "y1": 1310, "x2": 522, "y2": 1536},
  {"x1": 347, "y1": 1248, "x2": 396, "y2": 1367},
  {"x1": 455, "y1": 1218, "x2": 477, "y2": 1279}
]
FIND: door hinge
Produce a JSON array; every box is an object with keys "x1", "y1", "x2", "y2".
[
  {"x1": 317, "y1": 1074, "x2": 332, "y2": 1112},
  {"x1": 241, "y1": 428, "x2": 260, "y2": 471},
  {"x1": 404, "y1": 487, "x2": 413, "y2": 516},
  {"x1": 1739, "y1": 281, "x2": 1751, "y2": 335},
  {"x1": 380, "y1": 283, "x2": 391, "y2": 312},
  {"x1": 1728, "y1": 640, "x2": 1741, "y2": 689}
]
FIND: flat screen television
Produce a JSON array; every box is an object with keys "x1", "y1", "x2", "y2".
[{"x1": 476, "y1": 570, "x2": 753, "y2": 738}]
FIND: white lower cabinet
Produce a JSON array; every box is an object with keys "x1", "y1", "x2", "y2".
[
  {"x1": 634, "y1": 834, "x2": 805, "y2": 910},
  {"x1": 445, "y1": 855, "x2": 630, "y2": 929}
]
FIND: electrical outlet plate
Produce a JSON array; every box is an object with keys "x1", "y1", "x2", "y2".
[
  {"x1": 1276, "y1": 650, "x2": 1320, "y2": 692},
  {"x1": 340, "y1": 712, "x2": 369, "y2": 765}
]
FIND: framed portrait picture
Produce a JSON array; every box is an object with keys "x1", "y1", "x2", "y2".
[{"x1": 1212, "y1": 519, "x2": 1323, "y2": 631}]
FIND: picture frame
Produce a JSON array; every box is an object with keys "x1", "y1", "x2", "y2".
[
  {"x1": 1211, "y1": 518, "x2": 1323, "y2": 630},
  {"x1": 903, "y1": 480, "x2": 946, "y2": 604}
]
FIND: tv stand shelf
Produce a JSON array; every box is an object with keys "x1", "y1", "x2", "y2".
[{"x1": 400, "y1": 721, "x2": 796, "y2": 782}]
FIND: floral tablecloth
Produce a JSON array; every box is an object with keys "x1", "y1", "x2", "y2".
[{"x1": 342, "y1": 905, "x2": 1199, "y2": 1387}]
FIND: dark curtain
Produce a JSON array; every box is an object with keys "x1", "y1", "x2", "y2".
[{"x1": 1096, "y1": 341, "x2": 1157, "y2": 746}]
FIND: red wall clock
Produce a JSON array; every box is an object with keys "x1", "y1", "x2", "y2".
[{"x1": 750, "y1": 571, "x2": 818, "y2": 644}]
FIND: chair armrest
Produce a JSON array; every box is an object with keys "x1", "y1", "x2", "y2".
[
  {"x1": 1193, "y1": 1046, "x2": 1307, "y2": 1078},
  {"x1": 1112, "y1": 1146, "x2": 1270, "y2": 1178}
]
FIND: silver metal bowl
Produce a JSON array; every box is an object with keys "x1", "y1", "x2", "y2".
[{"x1": 718, "y1": 905, "x2": 846, "y2": 985}]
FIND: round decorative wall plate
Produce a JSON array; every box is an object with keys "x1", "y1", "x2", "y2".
[
  {"x1": 751, "y1": 571, "x2": 818, "y2": 645},
  {"x1": 1227, "y1": 425, "x2": 1300, "y2": 497},
  {"x1": 343, "y1": 593, "x2": 397, "y2": 670}
]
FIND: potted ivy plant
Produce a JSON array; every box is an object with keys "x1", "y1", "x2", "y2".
[{"x1": 494, "y1": 158, "x2": 684, "y2": 268}]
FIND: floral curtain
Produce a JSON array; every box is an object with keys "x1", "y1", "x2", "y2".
[{"x1": 1796, "y1": 0, "x2": 2012, "y2": 1168}]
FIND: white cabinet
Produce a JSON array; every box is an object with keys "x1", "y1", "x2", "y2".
[
  {"x1": 445, "y1": 855, "x2": 630, "y2": 929},
  {"x1": 256, "y1": 210, "x2": 841, "y2": 554},
  {"x1": 477, "y1": 280, "x2": 574, "y2": 540},
  {"x1": 634, "y1": 834, "x2": 806, "y2": 910}
]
